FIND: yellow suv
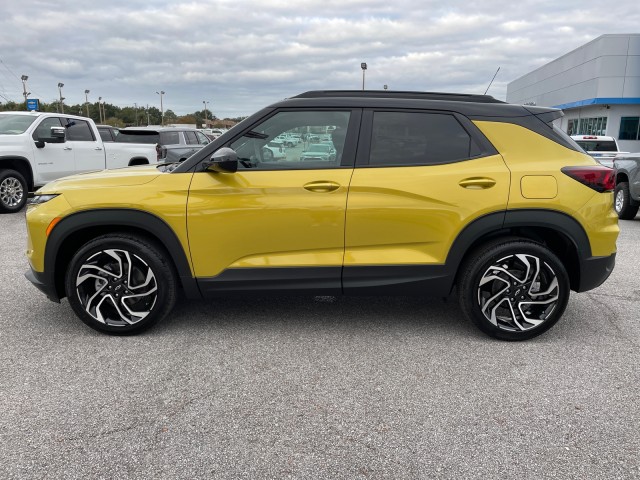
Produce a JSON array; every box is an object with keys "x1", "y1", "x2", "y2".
[{"x1": 25, "y1": 91, "x2": 618, "y2": 340}]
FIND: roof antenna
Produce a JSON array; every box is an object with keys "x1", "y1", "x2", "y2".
[{"x1": 484, "y1": 67, "x2": 500, "y2": 95}]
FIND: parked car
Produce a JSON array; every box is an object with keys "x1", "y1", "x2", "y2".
[
  {"x1": 613, "y1": 152, "x2": 640, "y2": 219},
  {"x1": 0, "y1": 112, "x2": 157, "y2": 212},
  {"x1": 571, "y1": 135, "x2": 628, "y2": 168},
  {"x1": 262, "y1": 141, "x2": 286, "y2": 160},
  {"x1": 275, "y1": 133, "x2": 301, "y2": 147},
  {"x1": 117, "y1": 126, "x2": 210, "y2": 162},
  {"x1": 24, "y1": 90, "x2": 618, "y2": 340},
  {"x1": 300, "y1": 143, "x2": 336, "y2": 162}
]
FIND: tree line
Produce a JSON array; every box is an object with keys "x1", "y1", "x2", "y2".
[{"x1": 0, "y1": 100, "x2": 245, "y2": 128}]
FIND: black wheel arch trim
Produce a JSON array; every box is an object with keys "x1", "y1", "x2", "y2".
[
  {"x1": 443, "y1": 208, "x2": 592, "y2": 293},
  {"x1": 0, "y1": 155, "x2": 35, "y2": 190},
  {"x1": 43, "y1": 208, "x2": 201, "y2": 301},
  {"x1": 502, "y1": 209, "x2": 591, "y2": 257}
]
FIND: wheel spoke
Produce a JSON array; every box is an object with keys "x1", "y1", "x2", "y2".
[
  {"x1": 477, "y1": 252, "x2": 560, "y2": 332},
  {"x1": 0, "y1": 177, "x2": 24, "y2": 207},
  {"x1": 76, "y1": 248, "x2": 157, "y2": 327}
]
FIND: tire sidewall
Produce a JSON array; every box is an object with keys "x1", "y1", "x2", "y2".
[
  {"x1": 0, "y1": 169, "x2": 28, "y2": 213},
  {"x1": 460, "y1": 241, "x2": 570, "y2": 341},
  {"x1": 65, "y1": 235, "x2": 176, "y2": 335},
  {"x1": 614, "y1": 182, "x2": 639, "y2": 219}
]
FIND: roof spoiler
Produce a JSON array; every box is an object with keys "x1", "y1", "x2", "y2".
[{"x1": 524, "y1": 105, "x2": 563, "y2": 124}]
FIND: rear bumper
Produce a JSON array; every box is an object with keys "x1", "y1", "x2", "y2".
[
  {"x1": 25, "y1": 268, "x2": 60, "y2": 303},
  {"x1": 577, "y1": 253, "x2": 616, "y2": 292}
]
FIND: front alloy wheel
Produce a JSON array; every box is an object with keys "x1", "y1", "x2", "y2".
[
  {"x1": 459, "y1": 240, "x2": 570, "y2": 340},
  {"x1": 0, "y1": 169, "x2": 28, "y2": 213},
  {"x1": 75, "y1": 249, "x2": 158, "y2": 327},
  {"x1": 66, "y1": 234, "x2": 177, "y2": 334}
]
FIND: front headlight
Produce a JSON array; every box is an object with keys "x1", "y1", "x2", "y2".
[{"x1": 27, "y1": 194, "x2": 60, "y2": 205}]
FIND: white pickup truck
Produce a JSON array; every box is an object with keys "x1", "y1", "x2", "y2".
[
  {"x1": 0, "y1": 111, "x2": 158, "y2": 213},
  {"x1": 571, "y1": 135, "x2": 628, "y2": 168}
]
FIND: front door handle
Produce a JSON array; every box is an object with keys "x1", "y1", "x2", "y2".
[
  {"x1": 94, "y1": 147, "x2": 103, "y2": 151},
  {"x1": 459, "y1": 177, "x2": 496, "y2": 189},
  {"x1": 303, "y1": 181, "x2": 341, "y2": 193},
  {"x1": 63, "y1": 146, "x2": 73, "y2": 151}
]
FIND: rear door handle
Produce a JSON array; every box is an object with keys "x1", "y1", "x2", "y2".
[
  {"x1": 459, "y1": 177, "x2": 496, "y2": 189},
  {"x1": 63, "y1": 146, "x2": 73, "y2": 151},
  {"x1": 94, "y1": 147, "x2": 103, "y2": 151},
  {"x1": 303, "y1": 181, "x2": 341, "y2": 193}
]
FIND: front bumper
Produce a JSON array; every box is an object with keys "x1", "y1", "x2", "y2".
[
  {"x1": 577, "y1": 253, "x2": 616, "y2": 292},
  {"x1": 25, "y1": 267, "x2": 60, "y2": 303}
]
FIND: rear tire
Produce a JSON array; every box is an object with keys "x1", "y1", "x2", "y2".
[
  {"x1": 614, "y1": 182, "x2": 639, "y2": 220},
  {"x1": 0, "y1": 169, "x2": 28, "y2": 213},
  {"x1": 65, "y1": 234, "x2": 177, "y2": 335},
  {"x1": 458, "y1": 240, "x2": 570, "y2": 341}
]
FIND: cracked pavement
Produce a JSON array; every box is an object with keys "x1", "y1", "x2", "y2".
[{"x1": 0, "y1": 211, "x2": 638, "y2": 479}]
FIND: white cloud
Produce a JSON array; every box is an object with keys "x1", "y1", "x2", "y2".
[{"x1": 0, "y1": 0, "x2": 638, "y2": 117}]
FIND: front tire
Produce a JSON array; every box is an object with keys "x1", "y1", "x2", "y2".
[
  {"x1": 458, "y1": 240, "x2": 570, "y2": 341},
  {"x1": 65, "y1": 234, "x2": 177, "y2": 335},
  {"x1": 0, "y1": 169, "x2": 28, "y2": 213},
  {"x1": 614, "y1": 182, "x2": 639, "y2": 220}
]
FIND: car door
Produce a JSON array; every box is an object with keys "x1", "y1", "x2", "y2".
[
  {"x1": 61, "y1": 118, "x2": 105, "y2": 173},
  {"x1": 343, "y1": 109, "x2": 510, "y2": 293},
  {"x1": 30, "y1": 116, "x2": 75, "y2": 184},
  {"x1": 187, "y1": 109, "x2": 360, "y2": 295}
]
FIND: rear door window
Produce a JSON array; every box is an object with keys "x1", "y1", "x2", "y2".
[
  {"x1": 366, "y1": 111, "x2": 480, "y2": 166},
  {"x1": 63, "y1": 118, "x2": 95, "y2": 141},
  {"x1": 185, "y1": 131, "x2": 199, "y2": 145}
]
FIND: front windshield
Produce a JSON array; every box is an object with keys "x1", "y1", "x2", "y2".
[{"x1": 0, "y1": 114, "x2": 38, "y2": 135}]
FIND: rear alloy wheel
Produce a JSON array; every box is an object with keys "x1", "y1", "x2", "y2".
[
  {"x1": 614, "y1": 182, "x2": 639, "y2": 220},
  {"x1": 0, "y1": 169, "x2": 28, "y2": 213},
  {"x1": 65, "y1": 234, "x2": 177, "y2": 334},
  {"x1": 459, "y1": 240, "x2": 570, "y2": 341}
]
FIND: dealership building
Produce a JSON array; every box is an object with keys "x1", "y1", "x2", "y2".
[{"x1": 506, "y1": 34, "x2": 640, "y2": 152}]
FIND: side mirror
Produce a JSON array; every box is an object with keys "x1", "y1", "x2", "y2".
[
  {"x1": 205, "y1": 147, "x2": 238, "y2": 173},
  {"x1": 37, "y1": 126, "x2": 66, "y2": 145}
]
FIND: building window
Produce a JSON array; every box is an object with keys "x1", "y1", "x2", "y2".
[
  {"x1": 619, "y1": 117, "x2": 640, "y2": 140},
  {"x1": 568, "y1": 117, "x2": 608, "y2": 136}
]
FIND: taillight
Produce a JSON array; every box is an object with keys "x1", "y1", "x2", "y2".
[
  {"x1": 156, "y1": 144, "x2": 162, "y2": 160},
  {"x1": 561, "y1": 166, "x2": 615, "y2": 193}
]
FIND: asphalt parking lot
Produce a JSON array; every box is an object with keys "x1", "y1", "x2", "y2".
[{"x1": 1, "y1": 211, "x2": 638, "y2": 479}]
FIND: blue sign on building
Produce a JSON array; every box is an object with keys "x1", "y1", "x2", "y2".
[{"x1": 26, "y1": 98, "x2": 39, "y2": 111}]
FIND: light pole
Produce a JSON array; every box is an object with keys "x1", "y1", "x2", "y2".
[
  {"x1": 21, "y1": 75, "x2": 30, "y2": 106},
  {"x1": 361, "y1": 63, "x2": 367, "y2": 90},
  {"x1": 156, "y1": 90, "x2": 165, "y2": 126},
  {"x1": 202, "y1": 100, "x2": 209, "y2": 128},
  {"x1": 101, "y1": 99, "x2": 106, "y2": 124},
  {"x1": 98, "y1": 97, "x2": 103, "y2": 123},
  {"x1": 57, "y1": 83, "x2": 65, "y2": 113},
  {"x1": 134, "y1": 102, "x2": 138, "y2": 126},
  {"x1": 84, "y1": 89, "x2": 90, "y2": 117}
]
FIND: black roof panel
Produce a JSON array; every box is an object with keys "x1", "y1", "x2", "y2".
[{"x1": 294, "y1": 90, "x2": 506, "y2": 104}]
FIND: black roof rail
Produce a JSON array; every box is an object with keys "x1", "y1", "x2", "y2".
[{"x1": 293, "y1": 90, "x2": 506, "y2": 104}]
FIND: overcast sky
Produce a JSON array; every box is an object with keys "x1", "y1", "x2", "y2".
[{"x1": 0, "y1": 0, "x2": 638, "y2": 118}]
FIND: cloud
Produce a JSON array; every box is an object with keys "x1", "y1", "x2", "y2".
[{"x1": 0, "y1": 0, "x2": 638, "y2": 117}]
